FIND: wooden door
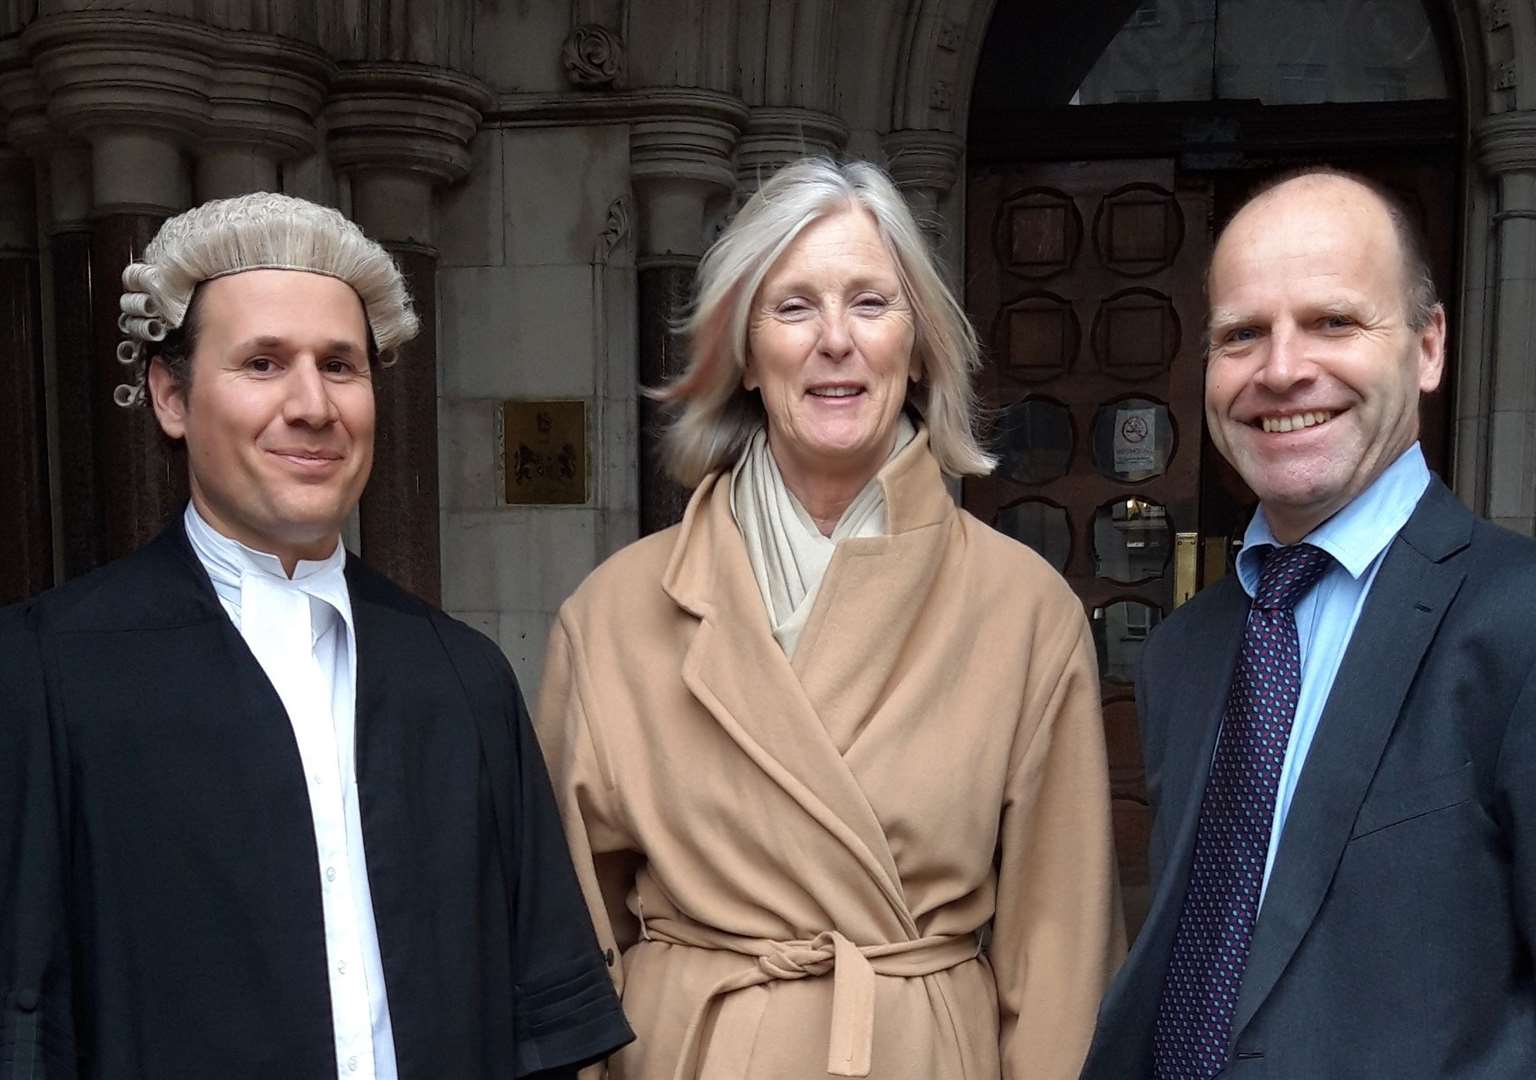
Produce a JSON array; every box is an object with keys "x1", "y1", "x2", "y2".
[{"x1": 964, "y1": 160, "x2": 1212, "y2": 936}]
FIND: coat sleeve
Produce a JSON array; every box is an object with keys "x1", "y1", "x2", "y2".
[
  {"x1": 534, "y1": 612, "x2": 645, "y2": 1080},
  {"x1": 991, "y1": 615, "x2": 1127, "y2": 1080},
  {"x1": 0, "y1": 606, "x2": 77, "y2": 1078},
  {"x1": 484, "y1": 628, "x2": 634, "y2": 1079}
]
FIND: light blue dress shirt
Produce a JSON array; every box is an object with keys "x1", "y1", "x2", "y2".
[{"x1": 1233, "y1": 443, "x2": 1431, "y2": 905}]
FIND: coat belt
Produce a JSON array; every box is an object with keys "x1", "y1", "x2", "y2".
[{"x1": 643, "y1": 915, "x2": 981, "y2": 1079}]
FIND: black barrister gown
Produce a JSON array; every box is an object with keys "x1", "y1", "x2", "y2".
[{"x1": 0, "y1": 520, "x2": 632, "y2": 1079}]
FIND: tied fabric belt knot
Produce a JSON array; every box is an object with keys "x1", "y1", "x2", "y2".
[{"x1": 646, "y1": 916, "x2": 980, "y2": 1079}]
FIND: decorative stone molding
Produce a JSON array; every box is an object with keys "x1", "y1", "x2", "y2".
[
  {"x1": 0, "y1": 40, "x2": 51, "y2": 154},
  {"x1": 18, "y1": 11, "x2": 333, "y2": 206},
  {"x1": 204, "y1": 36, "x2": 333, "y2": 161},
  {"x1": 889, "y1": 2, "x2": 969, "y2": 134},
  {"x1": 0, "y1": 53, "x2": 91, "y2": 226},
  {"x1": 881, "y1": 128, "x2": 965, "y2": 205},
  {"x1": 937, "y1": 18, "x2": 963, "y2": 52},
  {"x1": 325, "y1": 0, "x2": 473, "y2": 71},
  {"x1": 594, "y1": 195, "x2": 632, "y2": 265},
  {"x1": 22, "y1": 14, "x2": 219, "y2": 145},
  {"x1": 325, "y1": 62, "x2": 493, "y2": 187},
  {"x1": 484, "y1": 87, "x2": 744, "y2": 129},
  {"x1": 736, "y1": 107, "x2": 848, "y2": 191},
  {"x1": 562, "y1": 24, "x2": 626, "y2": 90},
  {"x1": 628, "y1": 90, "x2": 748, "y2": 260},
  {"x1": 628, "y1": 90, "x2": 748, "y2": 192},
  {"x1": 1475, "y1": 110, "x2": 1536, "y2": 175}
]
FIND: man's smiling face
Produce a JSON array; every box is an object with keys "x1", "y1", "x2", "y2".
[
  {"x1": 149, "y1": 269, "x2": 376, "y2": 569},
  {"x1": 1203, "y1": 174, "x2": 1445, "y2": 543}
]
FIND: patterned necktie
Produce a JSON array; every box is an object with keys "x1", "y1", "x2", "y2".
[{"x1": 1153, "y1": 542, "x2": 1334, "y2": 1079}]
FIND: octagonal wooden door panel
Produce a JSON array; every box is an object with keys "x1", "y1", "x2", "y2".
[{"x1": 965, "y1": 159, "x2": 1211, "y2": 936}]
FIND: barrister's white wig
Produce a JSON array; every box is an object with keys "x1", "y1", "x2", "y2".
[{"x1": 115, "y1": 192, "x2": 419, "y2": 406}]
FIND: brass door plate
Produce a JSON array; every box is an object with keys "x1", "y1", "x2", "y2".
[
  {"x1": 501, "y1": 400, "x2": 588, "y2": 505},
  {"x1": 1173, "y1": 531, "x2": 1199, "y2": 607}
]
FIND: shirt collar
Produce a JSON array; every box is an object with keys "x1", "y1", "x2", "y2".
[
  {"x1": 183, "y1": 502, "x2": 352, "y2": 639},
  {"x1": 1236, "y1": 442, "x2": 1431, "y2": 597}
]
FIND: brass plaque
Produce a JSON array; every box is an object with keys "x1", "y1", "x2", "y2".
[
  {"x1": 1172, "y1": 531, "x2": 1199, "y2": 608},
  {"x1": 502, "y1": 400, "x2": 588, "y2": 505}
]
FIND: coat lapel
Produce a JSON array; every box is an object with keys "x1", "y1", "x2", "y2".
[
  {"x1": 791, "y1": 443, "x2": 953, "y2": 753},
  {"x1": 1229, "y1": 480, "x2": 1471, "y2": 1045},
  {"x1": 131, "y1": 520, "x2": 295, "y2": 733},
  {"x1": 662, "y1": 436, "x2": 956, "y2": 936},
  {"x1": 670, "y1": 481, "x2": 914, "y2": 933}
]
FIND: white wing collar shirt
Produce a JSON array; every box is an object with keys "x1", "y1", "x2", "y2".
[{"x1": 184, "y1": 503, "x2": 398, "y2": 1080}]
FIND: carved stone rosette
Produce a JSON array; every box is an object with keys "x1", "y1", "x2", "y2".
[{"x1": 562, "y1": 23, "x2": 626, "y2": 90}]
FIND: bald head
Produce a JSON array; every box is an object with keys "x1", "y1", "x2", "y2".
[
  {"x1": 1213, "y1": 169, "x2": 1439, "y2": 338},
  {"x1": 1202, "y1": 167, "x2": 1448, "y2": 543}
]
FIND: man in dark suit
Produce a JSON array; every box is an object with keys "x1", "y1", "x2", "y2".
[
  {"x1": 1081, "y1": 169, "x2": 1536, "y2": 1079},
  {"x1": 0, "y1": 193, "x2": 631, "y2": 1078}
]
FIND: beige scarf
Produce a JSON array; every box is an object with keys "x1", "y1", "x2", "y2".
[{"x1": 730, "y1": 414, "x2": 916, "y2": 658}]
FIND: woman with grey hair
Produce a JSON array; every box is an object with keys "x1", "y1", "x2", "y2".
[{"x1": 537, "y1": 159, "x2": 1123, "y2": 1079}]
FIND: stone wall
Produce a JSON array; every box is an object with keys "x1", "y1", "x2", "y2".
[{"x1": 436, "y1": 118, "x2": 638, "y2": 690}]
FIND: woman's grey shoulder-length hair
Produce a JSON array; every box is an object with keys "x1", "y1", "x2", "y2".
[{"x1": 651, "y1": 157, "x2": 995, "y2": 486}]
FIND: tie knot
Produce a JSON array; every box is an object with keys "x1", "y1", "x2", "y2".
[{"x1": 1253, "y1": 542, "x2": 1332, "y2": 611}]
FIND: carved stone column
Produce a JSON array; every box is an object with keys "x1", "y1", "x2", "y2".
[
  {"x1": 1474, "y1": 111, "x2": 1536, "y2": 536},
  {"x1": 195, "y1": 38, "x2": 332, "y2": 200},
  {"x1": 0, "y1": 42, "x2": 84, "y2": 583},
  {"x1": 735, "y1": 107, "x2": 848, "y2": 193},
  {"x1": 24, "y1": 13, "x2": 216, "y2": 560},
  {"x1": 42, "y1": 144, "x2": 100, "y2": 578},
  {"x1": 326, "y1": 63, "x2": 490, "y2": 603},
  {"x1": 0, "y1": 145, "x2": 52, "y2": 601},
  {"x1": 880, "y1": 129, "x2": 965, "y2": 280},
  {"x1": 629, "y1": 91, "x2": 747, "y2": 534}
]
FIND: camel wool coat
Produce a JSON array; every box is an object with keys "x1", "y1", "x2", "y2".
[{"x1": 536, "y1": 430, "x2": 1125, "y2": 1080}]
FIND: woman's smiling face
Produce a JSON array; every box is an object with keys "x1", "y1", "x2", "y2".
[{"x1": 745, "y1": 205, "x2": 918, "y2": 491}]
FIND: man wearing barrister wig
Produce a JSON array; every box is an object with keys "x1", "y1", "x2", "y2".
[{"x1": 0, "y1": 193, "x2": 631, "y2": 1079}]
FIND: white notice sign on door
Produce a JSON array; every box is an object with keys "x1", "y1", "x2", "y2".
[{"x1": 1113, "y1": 408, "x2": 1157, "y2": 474}]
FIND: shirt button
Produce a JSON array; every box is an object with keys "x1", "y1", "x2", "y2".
[
  {"x1": 348, "y1": 1057, "x2": 358, "y2": 1072},
  {"x1": 325, "y1": 866, "x2": 337, "y2": 882},
  {"x1": 337, "y1": 960, "x2": 347, "y2": 974}
]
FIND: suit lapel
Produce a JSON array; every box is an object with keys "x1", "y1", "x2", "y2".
[{"x1": 1229, "y1": 480, "x2": 1471, "y2": 1044}]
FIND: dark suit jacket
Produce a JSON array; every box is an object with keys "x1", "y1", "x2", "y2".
[
  {"x1": 0, "y1": 520, "x2": 632, "y2": 1079},
  {"x1": 1082, "y1": 480, "x2": 1536, "y2": 1078}
]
